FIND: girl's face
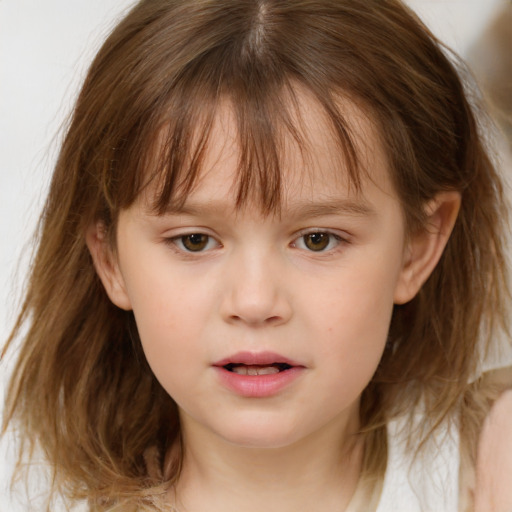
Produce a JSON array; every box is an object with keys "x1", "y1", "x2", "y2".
[{"x1": 94, "y1": 95, "x2": 423, "y2": 449}]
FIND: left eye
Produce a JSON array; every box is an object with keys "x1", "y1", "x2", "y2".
[
  {"x1": 172, "y1": 233, "x2": 219, "y2": 252},
  {"x1": 293, "y1": 232, "x2": 342, "y2": 252}
]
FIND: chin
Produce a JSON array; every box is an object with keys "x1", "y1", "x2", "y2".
[
  {"x1": 225, "y1": 434, "x2": 302, "y2": 450},
  {"x1": 214, "y1": 417, "x2": 307, "y2": 450}
]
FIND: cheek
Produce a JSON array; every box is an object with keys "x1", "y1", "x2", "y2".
[
  {"x1": 131, "y1": 294, "x2": 205, "y2": 403},
  {"x1": 304, "y1": 261, "x2": 400, "y2": 388},
  {"x1": 120, "y1": 262, "x2": 212, "y2": 388},
  {"x1": 312, "y1": 262, "x2": 398, "y2": 338},
  {"x1": 122, "y1": 243, "x2": 211, "y2": 333}
]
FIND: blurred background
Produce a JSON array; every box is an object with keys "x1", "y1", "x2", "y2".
[{"x1": 1, "y1": 1, "x2": 510, "y2": 510}]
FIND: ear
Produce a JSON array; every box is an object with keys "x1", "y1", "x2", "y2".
[
  {"x1": 85, "y1": 222, "x2": 132, "y2": 310},
  {"x1": 394, "y1": 191, "x2": 461, "y2": 305}
]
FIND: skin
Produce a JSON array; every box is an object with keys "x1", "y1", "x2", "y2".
[
  {"x1": 87, "y1": 93, "x2": 460, "y2": 512},
  {"x1": 474, "y1": 382, "x2": 512, "y2": 511}
]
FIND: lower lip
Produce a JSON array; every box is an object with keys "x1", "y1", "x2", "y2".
[{"x1": 214, "y1": 367, "x2": 305, "y2": 398}]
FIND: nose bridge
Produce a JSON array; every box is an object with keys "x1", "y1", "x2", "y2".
[{"x1": 222, "y1": 242, "x2": 291, "y2": 326}]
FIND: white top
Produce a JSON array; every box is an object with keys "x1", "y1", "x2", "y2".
[{"x1": 376, "y1": 416, "x2": 460, "y2": 512}]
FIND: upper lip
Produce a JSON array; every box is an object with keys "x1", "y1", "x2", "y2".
[{"x1": 213, "y1": 351, "x2": 303, "y2": 368}]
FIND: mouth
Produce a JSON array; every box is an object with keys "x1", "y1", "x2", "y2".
[
  {"x1": 222, "y1": 362, "x2": 293, "y2": 376},
  {"x1": 213, "y1": 351, "x2": 303, "y2": 375},
  {"x1": 213, "y1": 351, "x2": 305, "y2": 397}
]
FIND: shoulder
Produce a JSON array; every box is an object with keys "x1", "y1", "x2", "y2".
[{"x1": 473, "y1": 367, "x2": 512, "y2": 512}]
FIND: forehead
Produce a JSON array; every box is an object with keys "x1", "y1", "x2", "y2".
[{"x1": 142, "y1": 88, "x2": 396, "y2": 215}]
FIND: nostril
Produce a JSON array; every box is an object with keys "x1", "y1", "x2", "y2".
[
  {"x1": 228, "y1": 314, "x2": 283, "y2": 325},
  {"x1": 222, "y1": 288, "x2": 292, "y2": 326}
]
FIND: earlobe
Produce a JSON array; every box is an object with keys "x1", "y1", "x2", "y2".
[
  {"x1": 85, "y1": 222, "x2": 132, "y2": 310},
  {"x1": 394, "y1": 191, "x2": 461, "y2": 305}
]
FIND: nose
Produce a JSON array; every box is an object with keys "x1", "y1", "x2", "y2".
[{"x1": 220, "y1": 248, "x2": 292, "y2": 327}]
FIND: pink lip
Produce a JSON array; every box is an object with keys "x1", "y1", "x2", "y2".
[
  {"x1": 213, "y1": 351, "x2": 306, "y2": 398},
  {"x1": 213, "y1": 351, "x2": 302, "y2": 368}
]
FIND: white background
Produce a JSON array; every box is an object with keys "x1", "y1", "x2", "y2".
[{"x1": 0, "y1": 1, "x2": 509, "y2": 510}]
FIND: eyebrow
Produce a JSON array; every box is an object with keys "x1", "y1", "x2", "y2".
[
  {"x1": 286, "y1": 199, "x2": 376, "y2": 219},
  {"x1": 157, "y1": 198, "x2": 376, "y2": 219}
]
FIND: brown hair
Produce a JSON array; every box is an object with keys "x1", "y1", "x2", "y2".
[{"x1": 3, "y1": 0, "x2": 510, "y2": 509}]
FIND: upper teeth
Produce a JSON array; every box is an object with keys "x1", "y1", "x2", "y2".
[{"x1": 232, "y1": 365, "x2": 280, "y2": 375}]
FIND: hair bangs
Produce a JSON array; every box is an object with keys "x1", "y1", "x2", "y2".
[{"x1": 137, "y1": 75, "x2": 364, "y2": 218}]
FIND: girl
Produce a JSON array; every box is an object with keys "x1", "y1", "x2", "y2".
[{"x1": 2, "y1": 1, "x2": 512, "y2": 511}]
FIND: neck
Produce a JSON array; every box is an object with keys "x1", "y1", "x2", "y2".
[{"x1": 170, "y1": 405, "x2": 364, "y2": 512}]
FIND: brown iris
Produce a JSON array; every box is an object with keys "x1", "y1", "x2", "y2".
[
  {"x1": 304, "y1": 233, "x2": 330, "y2": 251},
  {"x1": 181, "y1": 234, "x2": 209, "y2": 251}
]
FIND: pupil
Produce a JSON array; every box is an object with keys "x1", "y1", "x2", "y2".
[
  {"x1": 305, "y1": 233, "x2": 329, "y2": 251},
  {"x1": 183, "y1": 234, "x2": 208, "y2": 251}
]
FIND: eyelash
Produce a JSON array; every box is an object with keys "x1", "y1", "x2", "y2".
[
  {"x1": 165, "y1": 229, "x2": 348, "y2": 256},
  {"x1": 166, "y1": 233, "x2": 221, "y2": 253},
  {"x1": 291, "y1": 230, "x2": 346, "y2": 253}
]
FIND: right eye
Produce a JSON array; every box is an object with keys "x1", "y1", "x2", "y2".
[
  {"x1": 170, "y1": 233, "x2": 219, "y2": 252},
  {"x1": 291, "y1": 230, "x2": 345, "y2": 253}
]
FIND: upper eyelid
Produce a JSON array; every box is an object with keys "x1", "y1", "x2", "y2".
[
  {"x1": 293, "y1": 227, "x2": 351, "y2": 240},
  {"x1": 162, "y1": 227, "x2": 220, "y2": 242},
  {"x1": 160, "y1": 225, "x2": 352, "y2": 244},
  {"x1": 165, "y1": 233, "x2": 221, "y2": 255},
  {"x1": 290, "y1": 229, "x2": 350, "y2": 252},
  {"x1": 162, "y1": 225, "x2": 216, "y2": 235},
  {"x1": 163, "y1": 228, "x2": 347, "y2": 237},
  {"x1": 162, "y1": 227, "x2": 351, "y2": 239}
]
